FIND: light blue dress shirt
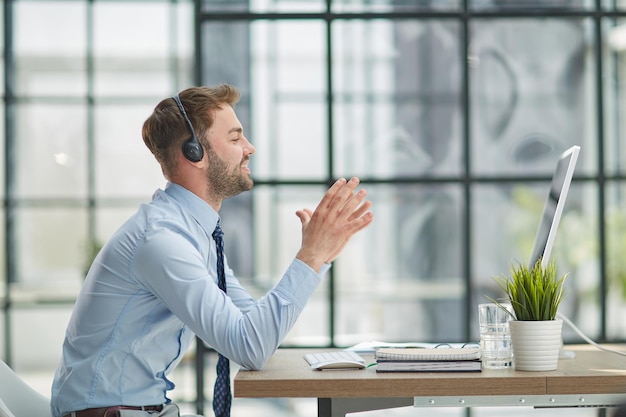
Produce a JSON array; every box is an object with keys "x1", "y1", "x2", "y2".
[{"x1": 50, "y1": 182, "x2": 329, "y2": 417}]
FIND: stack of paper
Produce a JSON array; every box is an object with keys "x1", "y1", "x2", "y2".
[{"x1": 374, "y1": 347, "x2": 482, "y2": 372}]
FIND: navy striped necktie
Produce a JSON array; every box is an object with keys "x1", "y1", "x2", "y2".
[{"x1": 212, "y1": 220, "x2": 231, "y2": 417}]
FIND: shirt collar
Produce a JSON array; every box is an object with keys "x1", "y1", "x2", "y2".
[{"x1": 163, "y1": 182, "x2": 219, "y2": 232}]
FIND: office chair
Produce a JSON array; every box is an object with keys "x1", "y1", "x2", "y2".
[{"x1": 0, "y1": 359, "x2": 51, "y2": 417}]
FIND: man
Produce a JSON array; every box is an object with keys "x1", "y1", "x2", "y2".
[{"x1": 50, "y1": 84, "x2": 373, "y2": 417}]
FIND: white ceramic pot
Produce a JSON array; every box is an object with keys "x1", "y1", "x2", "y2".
[{"x1": 509, "y1": 319, "x2": 563, "y2": 371}]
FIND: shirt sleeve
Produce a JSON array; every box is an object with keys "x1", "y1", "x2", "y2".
[
  {"x1": 132, "y1": 223, "x2": 325, "y2": 370},
  {"x1": 221, "y1": 255, "x2": 255, "y2": 314}
]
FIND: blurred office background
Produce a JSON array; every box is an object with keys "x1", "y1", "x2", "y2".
[{"x1": 1, "y1": 0, "x2": 626, "y2": 416}]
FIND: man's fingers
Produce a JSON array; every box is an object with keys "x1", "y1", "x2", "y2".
[
  {"x1": 324, "y1": 211, "x2": 374, "y2": 263},
  {"x1": 295, "y1": 208, "x2": 313, "y2": 224},
  {"x1": 338, "y1": 188, "x2": 369, "y2": 218},
  {"x1": 347, "y1": 200, "x2": 372, "y2": 222},
  {"x1": 319, "y1": 177, "x2": 372, "y2": 231},
  {"x1": 317, "y1": 178, "x2": 347, "y2": 210},
  {"x1": 351, "y1": 210, "x2": 374, "y2": 233},
  {"x1": 297, "y1": 177, "x2": 373, "y2": 270},
  {"x1": 320, "y1": 177, "x2": 360, "y2": 211},
  {"x1": 333, "y1": 177, "x2": 361, "y2": 207}
]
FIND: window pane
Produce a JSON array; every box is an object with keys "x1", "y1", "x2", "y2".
[
  {"x1": 0, "y1": 208, "x2": 5, "y2": 293},
  {"x1": 93, "y1": 2, "x2": 192, "y2": 97},
  {"x1": 201, "y1": 21, "x2": 251, "y2": 89},
  {"x1": 0, "y1": 103, "x2": 5, "y2": 197},
  {"x1": 217, "y1": 193, "x2": 254, "y2": 281},
  {"x1": 15, "y1": 103, "x2": 88, "y2": 198},
  {"x1": 15, "y1": 207, "x2": 87, "y2": 291},
  {"x1": 604, "y1": 19, "x2": 626, "y2": 175},
  {"x1": 95, "y1": 206, "x2": 141, "y2": 246},
  {"x1": 250, "y1": 185, "x2": 329, "y2": 345},
  {"x1": 14, "y1": 1, "x2": 87, "y2": 96},
  {"x1": 252, "y1": 21, "x2": 326, "y2": 93},
  {"x1": 332, "y1": 0, "x2": 461, "y2": 12},
  {"x1": 469, "y1": 18, "x2": 596, "y2": 176},
  {"x1": 253, "y1": 20, "x2": 327, "y2": 180},
  {"x1": 203, "y1": 0, "x2": 325, "y2": 12},
  {"x1": 10, "y1": 308, "x2": 70, "y2": 370},
  {"x1": 471, "y1": 0, "x2": 593, "y2": 9},
  {"x1": 333, "y1": 19, "x2": 462, "y2": 178},
  {"x1": 605, "y1": 182, "x2": 626, "y2": 340},
  {"x1": 0, "y1": 311, "x2": 3, "y2": 348},
  {"x1": 472, "y1": 183, "x2": 536, "y2": 283},
  {"x1": 0, "y1": 5, "x2": 4, "y2": 96},
  {"x1": 203, "y1": 20, "x2": 328, "y2": 180},
  {"x1": 608, "y1": 0, "x2": 626, "y2": 9},
  {"x1": 336, "y1": 184, "x2": 465, "y2": 345},
  {"x1": 94, "y1": 103, "x2": 164, "y2": 198},
  {"x1": 174, "y1": 1, "x2": 195, "y2": 86}
]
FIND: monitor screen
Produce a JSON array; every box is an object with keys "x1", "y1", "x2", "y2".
[{"x1": 528, "y1": 145, "x2": 581, "y2": 269}]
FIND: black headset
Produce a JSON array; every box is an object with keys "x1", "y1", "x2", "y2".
[{"x1": 172, "y1": 94, "x2": 204, "y2": 162}]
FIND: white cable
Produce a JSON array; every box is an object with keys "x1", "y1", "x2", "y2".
[{"x1": 557, "y1": 312, "x2": 626, "y2": 356}]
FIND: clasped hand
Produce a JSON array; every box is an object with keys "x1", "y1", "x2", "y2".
[{"x1": 295, "y1": 177, "x2": 374, "y2": 272}]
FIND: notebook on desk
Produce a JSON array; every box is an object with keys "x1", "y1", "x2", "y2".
[
  {"x1": 375, "y1": 347, "x2": 481, "y2": 361},
  {"x1": 374, "y1": 347, "x2": 482, "y2": 373},
  {"x1": 375, "y1": 360, "x2": 482, "y2": 373}
]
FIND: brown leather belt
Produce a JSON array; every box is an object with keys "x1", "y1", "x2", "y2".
[{"x1": 63, "y1": 405, "x2": 164, "y2": 417}]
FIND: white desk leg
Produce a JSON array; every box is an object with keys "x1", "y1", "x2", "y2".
[{"x1": 318, "y1": 397, "x2": 414, "y2": 417}]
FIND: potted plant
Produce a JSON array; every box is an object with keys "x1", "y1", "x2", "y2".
[{"x1": 490, "y1": 259, "x2": 568, "y2": 371}]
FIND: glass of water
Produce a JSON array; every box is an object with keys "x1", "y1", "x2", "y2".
[{"x1": 478, "y1": 302, "x2": 513, "y2": 369}]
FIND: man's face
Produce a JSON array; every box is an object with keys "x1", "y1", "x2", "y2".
[{"x1": 205, "y1": 104, "x2": 255, "y2": 199}]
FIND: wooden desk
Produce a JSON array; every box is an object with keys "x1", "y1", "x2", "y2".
[{"x1": 234, "y1": 345, "x2": 626, "y2": 417}]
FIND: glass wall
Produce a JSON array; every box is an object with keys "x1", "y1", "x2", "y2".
[
  {"x1": 1, "y1": 0, "x2": 194, "y2": 367},
  {"x1": 1, "y1": 1, "x2": 626, "y2": 416},
  {"x1": 198, "y1": 0, "x2": 626, "y2": 352}
]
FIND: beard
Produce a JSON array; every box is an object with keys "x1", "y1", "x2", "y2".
[{"x1": 206, "y1": 147, "x2": 254, "y2": 199}]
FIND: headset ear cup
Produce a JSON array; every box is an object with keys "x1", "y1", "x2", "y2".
[
  {"x1": 173, "y1": 94, "x2": 204, "y2": 163},
  {"x1": 182, "y1": 139, "x2": 204, "y2": 162}
]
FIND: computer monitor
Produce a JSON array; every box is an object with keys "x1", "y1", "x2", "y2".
[{"x1": 528, "y1": 145, "x2": 581, "y2": 269}]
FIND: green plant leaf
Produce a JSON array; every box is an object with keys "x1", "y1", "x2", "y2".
[{"x1": 487, "y1": 259, "x2": 567, "y2": 321}]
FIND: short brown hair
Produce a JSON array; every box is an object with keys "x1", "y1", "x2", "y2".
[{"x1": 142, "y1": 84, "x2": 241, "y2": 178}]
